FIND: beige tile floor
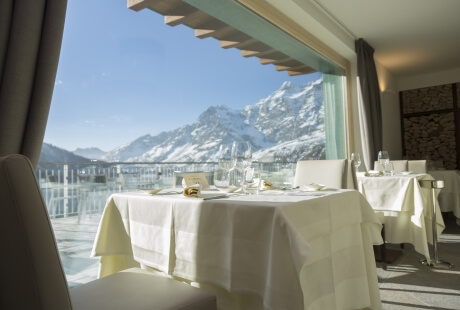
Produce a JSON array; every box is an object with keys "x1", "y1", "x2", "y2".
[{"x1": 51, "y1": 212, "x2": 460, "y2": 309}]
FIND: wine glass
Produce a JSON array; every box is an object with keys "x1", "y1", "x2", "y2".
[
  {"x1": 231, "y1": 141, "x2": 252, "y2": 194},
  {"x1": 378, "y1": 151, "x2": 390, "y2": 172},
  {"x1": 351, "y1": 153, "x2": 361, "y2": 171},
  {"x1": 217, "y1": 145, "x2": 236, "y2": 172}
]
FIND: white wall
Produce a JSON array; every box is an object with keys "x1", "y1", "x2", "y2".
[
  {"x1": 399, "y1": 67, "x2": 460, "y2": 91},
  {"x1": 376, "y1": 61, "x2": 403, "y2": 160}
]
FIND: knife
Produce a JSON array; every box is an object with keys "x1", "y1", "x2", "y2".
[{"x1": 202, "y1": 194, "x2": 228, "y2": 200}]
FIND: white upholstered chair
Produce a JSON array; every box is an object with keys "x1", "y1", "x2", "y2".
[
  {"x1": 408, "y1": 160, "x2": 427, "y2": 173},
  {"x1": 0, "y1": 154, "x2": 216, "y2": 310},
  {"x1": 294, "y1": 159, "x2": 358, "y2": 189}
]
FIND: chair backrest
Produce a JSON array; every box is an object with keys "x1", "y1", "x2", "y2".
[
  {"x1": 0, "y1": 154, "x2": 73, "y2": 309},
  {"x1": 294, "y1": 159, "x2": 355, "y2": 189},
  {"x1": 408, "y1": 160, "x2": 427, "y2": 173},
  {"x1": 373, "y1": 160, "x2": 408, "y2": 173}
]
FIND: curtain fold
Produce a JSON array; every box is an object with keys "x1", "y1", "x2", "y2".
[
  {"x1": 323, "y1": 73, "x2": 347, "y2": 159},
  {"x1": 355, "y1": 38, "x2": 382, "y2": 171},
  {"x1": 0, "y1": 0, "x2": 67, "y2": 170}
]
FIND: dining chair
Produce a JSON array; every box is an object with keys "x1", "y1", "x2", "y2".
[
  {"x1": 408, "y1": 160, "x2": 427, "y2": 173},
  {"x1": 0, "y1": 154, "x2": 216, "y2": 310},
  {"x1": 373, "y1": 160, "x2": 408, "y2": 173},
  {"x1": 294, "y1": 159, "x2": 357, "y2": 189}
]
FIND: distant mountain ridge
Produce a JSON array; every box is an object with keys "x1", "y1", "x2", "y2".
[
  {"x1": 40, "y1": 78, "x2": 326, "y2": 162},
  {"x1": 73, "y1": 147, "x2": 107, "y2": 160},
  {"x1": 100, "y1": 78, "x2": 325, "y2": 162},
  {"x1": 39, "y1": 143, "x2": 91, "y2": 163}
]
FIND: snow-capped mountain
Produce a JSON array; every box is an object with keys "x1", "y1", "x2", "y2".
[
  {"x1": 99, "y1": 78, "x2": 325, "y2": 162},
  {"x1": 73, "y1": 147, "x2": 107, "y2": 160}
]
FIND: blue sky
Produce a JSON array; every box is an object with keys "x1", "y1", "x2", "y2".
[{"x1": 45, "y1": 0, "x2": 320, "y2": 152}]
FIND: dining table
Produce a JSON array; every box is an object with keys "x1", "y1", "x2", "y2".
[
  {"x1": 91, "y1": 188, "x2": 383, "y2": 310},
  {"x1": 357, "y1": 173, "x2": 445, "y2": 262},
  {"x1": 428, "y1": 170, "x2": 460, "y2": 225}
]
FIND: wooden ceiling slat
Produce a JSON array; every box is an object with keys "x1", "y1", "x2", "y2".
[
  {"x1": 278, "y1": 65, "x2": 315, "y2": 74},
  {"x1": 195, "y1": 25, "x2": 235, "y2": 39},
  {"x1": 220, "y1": 37, "x2": 258, "y2": 49},
  {"x1": 287, "y1": 71, "x2": 307, "y2": 76},
  {"x1": 131, "y1": 0, "x2": 183, "y2": 14},
  {"x1": 165, "y1": 10, "x2": 209, "y2": 27},
  {"x1": 260, "y1": 57, "x2": 292, "y2": 65},
  {"x1": 241, "y1": 48, "x2": 278, "y2": 57}
]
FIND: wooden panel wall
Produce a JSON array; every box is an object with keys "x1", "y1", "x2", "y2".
[{"x1": 400, "y1": 82, "x2": 460, "y2": 169}]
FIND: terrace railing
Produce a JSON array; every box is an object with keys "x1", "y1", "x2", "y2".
[{"x1": 36, "y1": 161, "x2": 296, "y2": 220}]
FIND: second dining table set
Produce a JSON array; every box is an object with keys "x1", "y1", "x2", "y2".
[{"x1": 90, "y1": 144, "x2": 454, "y2": 310}]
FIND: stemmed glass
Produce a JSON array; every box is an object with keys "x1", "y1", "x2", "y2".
[
  {"x1": 217, "y1": 145, "x2": 236, "y2": 172},
  {"x1": 214, "y1": 145, "x2": 236, "y2": 188},
  {"x1": 378, "y1": 151, "x2": 390, "y2": 172},
  {"x1": 231, "y1": 141, "x2": 252, "y2": 194},
  {"x1": 351, "y1": 153, "x2": 361, "y2": 172}
]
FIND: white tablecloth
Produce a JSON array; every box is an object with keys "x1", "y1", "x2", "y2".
[
  {"x1": 428, "y1": 170, "x2": 460, "y2": 225},
  {"x1": 358, "y1": 174, "x2": 445, "y2": 261},
  {"x1": 91, "y1": 189, "x2": 383, "y2": 310}
]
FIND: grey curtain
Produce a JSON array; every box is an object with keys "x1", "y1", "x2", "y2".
[
  {"x1": 355, "y1": 38, "x2": 382, "y2": 171},
  {"x1": 0, "y1": 0, "x2": 67, "y2": 170}
]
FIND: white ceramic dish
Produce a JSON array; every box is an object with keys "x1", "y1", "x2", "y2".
[
  {"x1": 303, "y1": 183, "x2": 326, "y2": 191},
  {"x1": 401, "y1": 171, "x2": 412, "y2": 175}
]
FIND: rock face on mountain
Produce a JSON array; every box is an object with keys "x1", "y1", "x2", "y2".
[
  {"x1": 39, "y1": 143, "x2": 91, "y2": 163},
  {"x1": 98, "y1": 78, "x2": 326, "y2": 162}
]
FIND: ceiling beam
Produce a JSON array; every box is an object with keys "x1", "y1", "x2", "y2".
[
  {"x1": 195, "y1": 25, "x2": 235, "y2": 39},
  {"x1": 220, "y1": 37, "x2": 258, "y2": 49}
]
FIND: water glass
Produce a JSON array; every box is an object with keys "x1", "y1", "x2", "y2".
[
  {"x1": 243, "y1": 162, "x2": 260, "y2": 195},
  {"x1": 213, "y1": 166, "x2": 230, "y2": 189},
  {"x1": 385, "y1": 162, "x2": 394, "y2": 176},
  {"x1": 378, "y1": 151, "x2": 390, "y2": 171}
]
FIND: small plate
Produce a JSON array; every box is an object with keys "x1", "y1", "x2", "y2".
[
  {"x1": 401, "y1": 171, "x2": 412, "y2": 175},
  {"x1": 303, "y1": 183, "x2": 326, "y2": 191},
  {"x1": 217, "y1": 186, "x2": 239, "y2": 193},
  {"x1": 140, "y1": 188, "x2": 163, "y2": 195}
]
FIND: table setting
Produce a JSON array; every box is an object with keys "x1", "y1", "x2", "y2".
[
  {"x1": 356, "y1": 150, "x2": 445, "y2": 262},
  {"x1": 90, "y1": 142, "x2": 383, "y2": 310}
]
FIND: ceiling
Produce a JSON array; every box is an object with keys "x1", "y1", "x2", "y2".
[{"x1": 311, "y1": 0, "x2": 460, "y2": 77}]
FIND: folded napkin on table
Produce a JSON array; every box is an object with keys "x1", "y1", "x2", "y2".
[
  {"x1": 260, "y1": 180, "x2": 274, "y2": 190},
  {"x1": 183, "y1": 184, "x2": 201, "y2": 197},
  {"x1": 364, "y1": 170, "x2": 383, "y2": 177}
]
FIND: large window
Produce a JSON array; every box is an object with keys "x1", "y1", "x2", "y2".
[{"x1": 42, "y1": 0, "x2": 349, "y2": 286}]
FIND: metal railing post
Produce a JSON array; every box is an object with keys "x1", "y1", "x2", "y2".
[{"x1": 419, "y1": 179, "x2": 453, "y2": 269}]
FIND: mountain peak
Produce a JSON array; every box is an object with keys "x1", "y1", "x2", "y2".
[{"x1": 43, "y1": 78, "x2": 326, "y2": 163}]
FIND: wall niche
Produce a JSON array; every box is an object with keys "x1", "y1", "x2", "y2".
[{"x1": 400, "y1": 82, "x2": 459, "y2": 170}]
